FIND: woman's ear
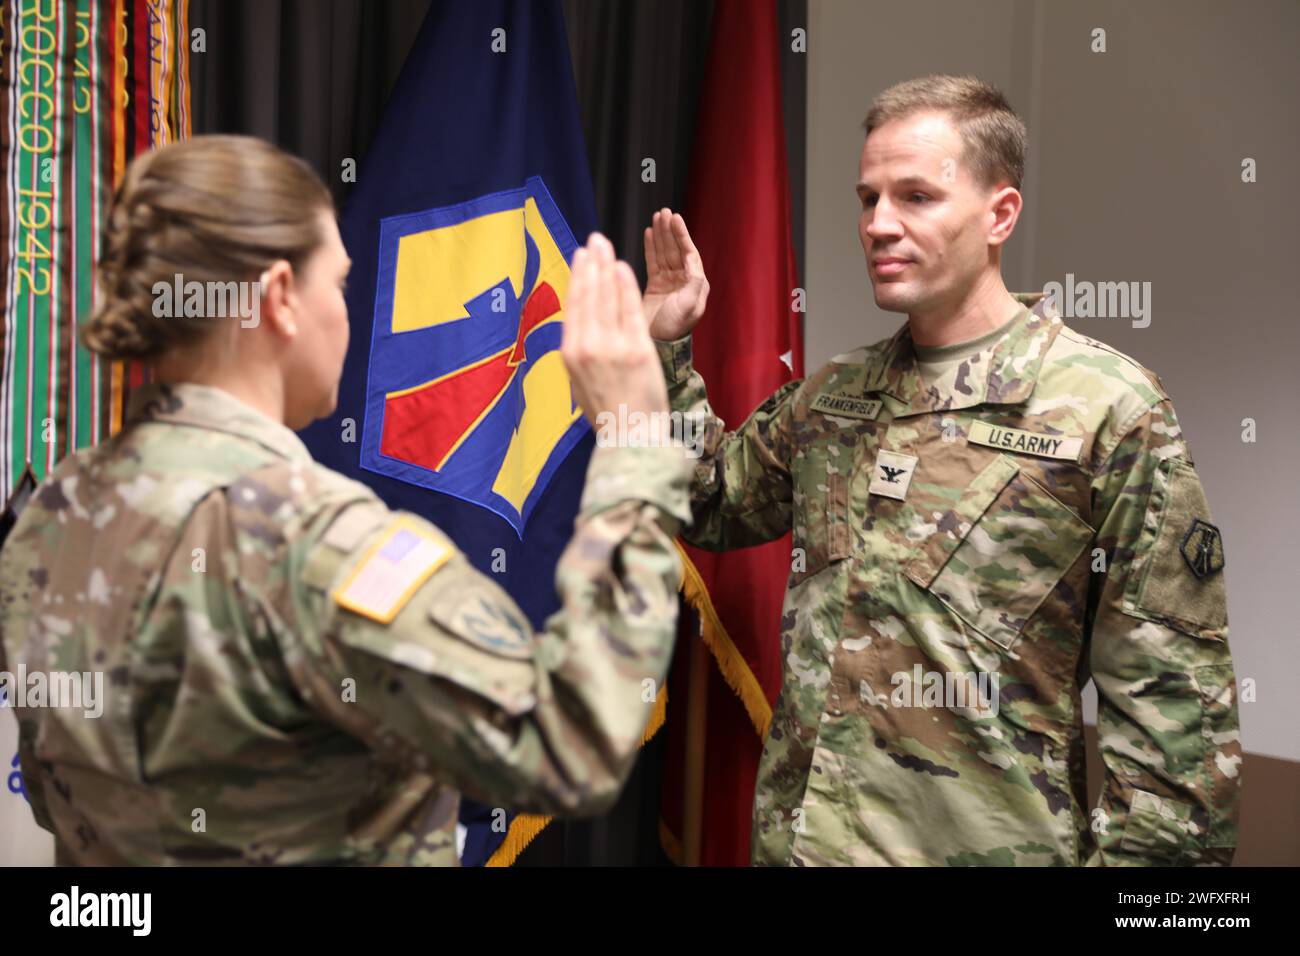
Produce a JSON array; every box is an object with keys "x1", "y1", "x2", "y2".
[{"x1": 260, "y1": 259, "x2": 299, "y2": 337}]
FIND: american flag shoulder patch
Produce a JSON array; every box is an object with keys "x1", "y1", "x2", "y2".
[{"x1": 332, "y1": 517, "x2": 453, "y2": 624}]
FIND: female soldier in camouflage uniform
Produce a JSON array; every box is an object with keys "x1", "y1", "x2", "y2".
[{"x1": 0, "y1": 135, "x2": 690, "y2": 865}]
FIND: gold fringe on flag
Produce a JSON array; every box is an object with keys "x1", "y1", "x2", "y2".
[
  {"x1": 484, "y1": 813, "x2": 550, "y2": 868},
  {"x1": 658, "y1": 817, "x2": 684, "y2": 866},
  {"x1": 657, "y1": 542, "x2": 777, "y2": 866},
  {"x1": 673, "y1": 541, "x2": 773, "y2": 740},
  {"x1": 484, "y1": 683, "x2": 668, "y2": 867},
  {"x1": 490, "y1": 535, "x2": 777, "y2": 867}
]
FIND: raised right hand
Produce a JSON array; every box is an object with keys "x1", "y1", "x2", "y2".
[{"x1": 642, "y1": 208, "x2": 709, "y2": 342}]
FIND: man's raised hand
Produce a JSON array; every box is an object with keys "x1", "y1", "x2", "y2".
[{"x1": 642, "y1": 208, "x2": 709, "y2": 342}]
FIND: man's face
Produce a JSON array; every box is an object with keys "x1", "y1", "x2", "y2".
[{"x1": 857, "y1": 110, "x2": 1003, "y2": 315}]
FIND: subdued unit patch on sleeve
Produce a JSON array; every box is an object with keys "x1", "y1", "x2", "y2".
[
  {"x1": 333, "y1": 516, "x2": 453, "y2": 624},
  {"x1": 1125, "y1": 457, "x2": 1228, "y2": 638},
  {"x1": 429, "y1": 593, "x2": 535, "y2": 660}
]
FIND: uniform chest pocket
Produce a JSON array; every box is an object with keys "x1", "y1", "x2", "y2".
[
  {"x1": 791, "y1": 471, "x2": 853, "y2": 586},
  {"x1": 903, "y1": 454, "x2": 1094, "y2": 650}
]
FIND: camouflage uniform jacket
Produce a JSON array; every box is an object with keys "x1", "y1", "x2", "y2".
[
  {"x1": 658, "y1": 292, "x2": 1241, "y2": 866},
  {"x1": 0, "y1": 382, "x2": 691, "y2": 865}
]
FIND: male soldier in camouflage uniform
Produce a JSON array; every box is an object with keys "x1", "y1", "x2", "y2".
[
  {"x1": 640, "y1": 75, "x2": 1240, "y2": 866},
  {"x1": 0, "y1": 231, "x2": 690, "y2": 865}
]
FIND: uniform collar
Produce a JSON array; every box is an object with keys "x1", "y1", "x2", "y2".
[
  {"x1": 124, "y1": 381, "x2": 314, "y2": 464},
  {"x1": 864, "y1": 292, "x2": 1063, "y2": 415}
]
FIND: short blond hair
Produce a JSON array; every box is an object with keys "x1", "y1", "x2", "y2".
[{"x1": 863, "y1": 75, "x2": 1027, "y2": 190}]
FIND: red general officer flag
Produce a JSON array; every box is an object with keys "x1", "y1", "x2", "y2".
[{"x1": 661, "y1": 0, "x2": 803, "y2": 867}]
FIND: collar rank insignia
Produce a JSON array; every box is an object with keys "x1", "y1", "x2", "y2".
[
  {"x1": 869, "y1": 450, "x2": 918, "y2": 501},
  {"x1": 1180, "y1": 517, "x2": 1225, "y2": 579}
]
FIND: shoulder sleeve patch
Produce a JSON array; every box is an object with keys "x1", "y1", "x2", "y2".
[
  {"x1": 332, "y1": 516, "x2": 453, "y2": 624},
  {"x1": 429, "y1": 592, "x2": 536, "y2": 661},
  {"x1": 1126, "y1": 457, "x2": 1227, "y2": 638}
]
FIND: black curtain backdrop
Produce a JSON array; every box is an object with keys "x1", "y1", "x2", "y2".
[
  {"x1": 190, "y1": 0, "x2": 805, "y2": 866},
  {"x1": 190, "y1": 0, "x2": 432, "y2": 207}
]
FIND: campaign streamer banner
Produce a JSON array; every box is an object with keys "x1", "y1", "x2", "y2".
[{"x1": 0, "y1": 0, "x2": 189, "y2": 865}]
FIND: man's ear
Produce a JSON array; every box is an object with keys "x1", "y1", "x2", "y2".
[
  {"x1": 260, "y1": 259, "x2": 299, "y2": 337},
  {"x1": 987, "y1": 185, "x2": 1022, "y2": 248}
]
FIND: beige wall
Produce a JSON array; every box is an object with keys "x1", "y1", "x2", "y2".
[{"x1": 806, "y1": 0, "x2": 1299, "y2": 760}]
